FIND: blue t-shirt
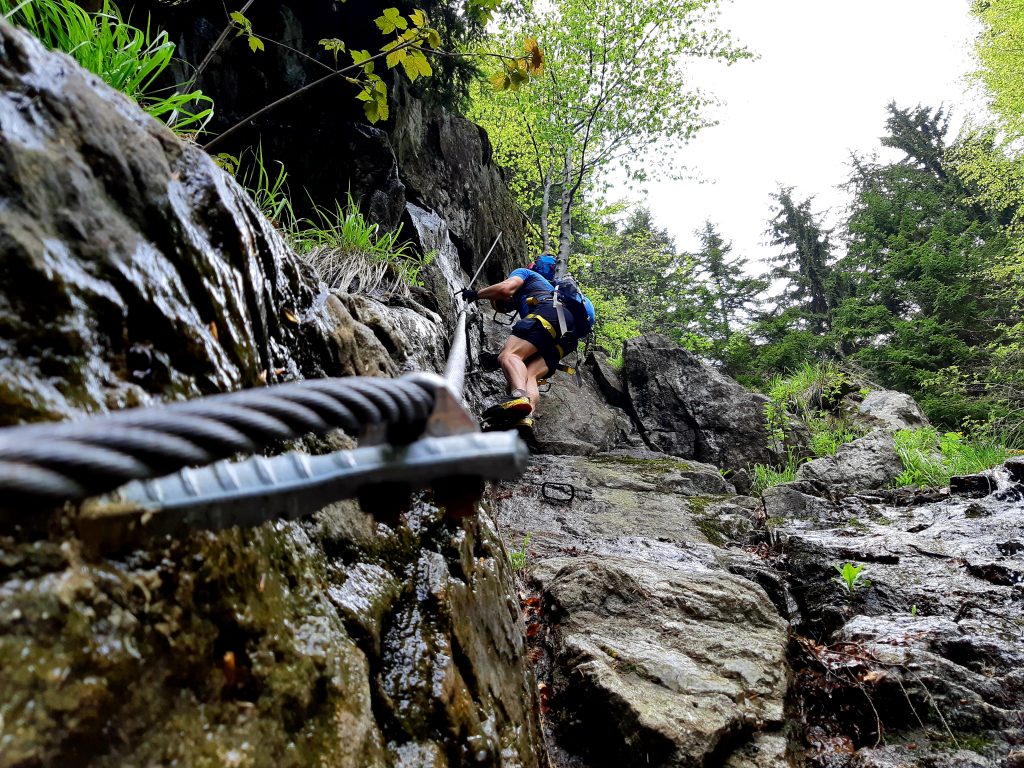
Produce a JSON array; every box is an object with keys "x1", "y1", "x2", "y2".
[{"x1": 509, "y1": 268, "x2": 555, "y2": 319}]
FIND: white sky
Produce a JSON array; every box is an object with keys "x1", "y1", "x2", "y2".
[{"x1": 639, "y1": 0, "x2": 984, "y2": 269}]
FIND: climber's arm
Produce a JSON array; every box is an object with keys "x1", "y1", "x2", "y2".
[{"x1": 477, "y1": 276, "x2": 524, "y2": 302}]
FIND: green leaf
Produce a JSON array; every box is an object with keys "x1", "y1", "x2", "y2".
[
  {"x1": 375, "y1": 8, "x2": 407, "y2": 34},
  {"x1": 409, "y1": 9, "x2": 427, "y2": 28},
  {"x1": 426, "y1": 28, "x2": 441, "y2": 49},
  {"x1": 401, "y1": 49, "x2": 432, "y2": 82},
  {"x1": 248, "y1": 36, "x2": 264, "y2": 53},
  {"x1": 385, "y1": 48, "x2": 407, "y2": 69}
]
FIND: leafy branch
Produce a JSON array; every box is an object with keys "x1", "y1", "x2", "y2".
[{"x1": 204, "y1": 7, "x2": 541, "y2": 151}]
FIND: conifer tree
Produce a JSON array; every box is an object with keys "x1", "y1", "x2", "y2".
[
  {"x1": 693, "y1": 221, "x2": 767, "y2": 349},
  {"x1": 766, "y1": 188, "x2": 835, "y2": 334}
]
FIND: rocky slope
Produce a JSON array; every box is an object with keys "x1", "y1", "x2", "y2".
[{"x1": 2, "y1": 16, "x2": 1023, "y2": 768}]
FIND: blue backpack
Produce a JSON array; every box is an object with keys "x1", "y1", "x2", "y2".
[
  {"x1": 530, "y1": 254, "x2": 597, "y2": 339},
  {"x1": 552, "y1": 274, "x2": 596, "y2": 339}
]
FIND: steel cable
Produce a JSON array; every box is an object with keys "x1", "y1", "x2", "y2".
[{"x1": 0, "y1": 375, "x2": 437, "y2": 507}]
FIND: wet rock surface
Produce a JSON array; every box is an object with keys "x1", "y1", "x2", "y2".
[
  {"x1": 773, "y1": 465, "x2": 1024, "y2": 767},
  {"x1": 0, "y1": 499, "x2": 544, "y2": 767},
  {"x1": 532, "y1": 555, "x2": 788, "y2": 768},
  {"x1": 0, "y1": 21, "x2": 362, "y2": 424},
  {"x1": 491, "y1": 453, "x2": 790, "y2": 767}
]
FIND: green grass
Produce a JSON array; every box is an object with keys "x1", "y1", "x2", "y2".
[
  {"x1": 807, "y1": 416, "x2": 862, "y2": 457},
  {"x1": 235, "y1": 144, "x2": 296, "y2": 232},
  {"x1": 297, "y1": 194, "x2": 433, "y2": 294},
  {"x1": 1, "y1": 0, "x2": 212, "y2": 133},
  {"x1": 508, "y1": 534, "x2": 530, "y2": 571},
  {"x1": 892, "y1": 427, "x2": 1010, "y2": 488},
  {"x1": 763, "y1": 361, "x2": 863, "y2": 453},
  {"x1": 750, "y1": 452, "x2": 802, "y2": 496},
  {"x1": 226, "y1": 148, "x2": 431, "y2": 294}
]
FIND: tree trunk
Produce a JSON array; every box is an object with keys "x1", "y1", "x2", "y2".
[
  {"x1": 556, "y1": 146, "x2": 573, "y2": 277},
  {"x1": 540, "y1": 163, "x2": 553, "y2": 254}
]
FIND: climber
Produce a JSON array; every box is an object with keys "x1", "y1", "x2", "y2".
[{"x1": 459, "y1": 254, "x2": 594, "y2": 434}]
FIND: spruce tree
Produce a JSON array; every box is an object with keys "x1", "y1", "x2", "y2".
[
  {"x1": 766, "y1": 188, "x2": 835, "y2": 334},
  {"x1": 693, "y1": 221, "x2": 767, "y2": 360}
]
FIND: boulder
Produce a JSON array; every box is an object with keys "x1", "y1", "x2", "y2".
[
  {"x1": 531, "y1": 555, "x2": 789, "y2": 768},
  {"x1": 492, "y1": 453, "x2": 788, "y2": 765},
  {"x1": 794, "y1": 429, "x2": 904, "y2": 496},
  {"x1": 588, "y1": 349, "x2": 630, "y2": 409},
  {"x1": 845, "y1": 388, "x2": 930, "y2": 432},
  {"x1": 530, "y1": 368, "x2": 638, "y2": 455},
  {"x1": 623, "y1": 335, "x2": 797, "y2": 471},
  {"x1": 0, "y1": 21, "x2": 392, "y2": 425}
]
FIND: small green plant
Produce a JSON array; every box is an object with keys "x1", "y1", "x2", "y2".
[
  {"x1": 763, "y1": 361, "x2": 854, "y2": 451},
  {"x1": 508, "y1": 534, "x2": 530, "y2": 571},
  {"x1": 834, "y1": 562, "x2": 871, "y2": 598},
  {"x1": 1, "y1": 0, "x2": 212, "y2": 133},
  {"x1": 236, "y1": 144, "x2": 296, "y2": 231},
  {"x1": 892, "y1": 427, "x2": 1010, "y2": 488},
  {"x1": 807, "y1": 416, "x2": 862, "y2": 457},
  {"x1": 911, "y1": 604, "x2": 918, "y2": 616},
  {"x1": 750, "y1": 451, "x2": 803, "y2": 495}
]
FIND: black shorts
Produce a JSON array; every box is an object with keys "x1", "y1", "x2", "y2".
[{"x1": 511, "y1": 305, "x2": 578, "y2": 376}]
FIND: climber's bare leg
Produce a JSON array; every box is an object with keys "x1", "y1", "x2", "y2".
[
  {"x1": 498, "y1": 336, "x2": 538, "y2": 404},
  {"x1": 522, "y1": 354, "x2": 550, "y2": 413}
]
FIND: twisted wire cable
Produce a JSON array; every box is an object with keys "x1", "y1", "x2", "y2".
[{"x1": 0, "y1": 376, "x2": 436, "y2": 506}]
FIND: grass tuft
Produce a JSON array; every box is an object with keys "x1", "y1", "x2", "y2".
[
  {"x1": 750, "y1": 452, "x2": 802, "y2": 496},
  {"x1": 296, "y1": 194, "x2": 433, "y2": 295},
  {"x1": 1, "y1": 0, "x2": 212, "y2": 133},
  {"x1": 892, "y1": 427, "x2": 1010, "y2": 488}
]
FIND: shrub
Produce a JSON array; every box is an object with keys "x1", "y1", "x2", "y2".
[
  {"x1": 1, "y1": 0, "x2": 212, "y2": 133},
  {"x1": 892, "y1": 427, "x2": 1010, "y2": 488}
]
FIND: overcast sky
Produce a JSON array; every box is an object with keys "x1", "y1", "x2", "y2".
[{"x1": 639, "y1": 0, "x2": 984, "y2": 269}]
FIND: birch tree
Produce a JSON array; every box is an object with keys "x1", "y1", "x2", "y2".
[{"x1": 476, "y1": 0, "x2": 748, "y2": 271}]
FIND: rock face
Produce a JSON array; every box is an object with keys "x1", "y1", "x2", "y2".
[
  {"x1": 131, "y1": 1, "x2": 526, "y2": 284},
  {"x1": 0, "y1": 20, "x2": 370, "y2": 424},
  {"x1": 391, "y1": 82, "x2": 527, "y2": 284},
  {"x1": 794, "y1": 429, "x2": 904, "y2": 495},
  {"x1": 534, "y1": 555, "x2": 788, "y2": 767},
  {"x1": 847, "y1": 389, "x2": 931, "y2": 432},
  {"x1": 0, "y1": 501, "x2": 544, "y2": 767},
  {"x1": 491, "y1": 453, "x2": 790, "y2": 767},
  {"x1": 623, "y1": 335, "x2": 789, "y2": 471},
  {"x1": 0, "y1": 21, "x2": 543, "y2": 767},
  {"x1": 772, "y1": 462, "x2": 1024, "y2": 766}
]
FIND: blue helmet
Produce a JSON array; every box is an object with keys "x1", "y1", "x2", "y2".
[{"x1": 530, "y1": 254, "x2": 557, "y2": 281}]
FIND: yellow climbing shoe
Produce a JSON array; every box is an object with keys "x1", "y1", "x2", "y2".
[
  {"x1": 514, "y1": 416, "x2": 539, "y2": 450},
  {"x1": 481, "y1": 395, "x2": 533, "y2": 424}
]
